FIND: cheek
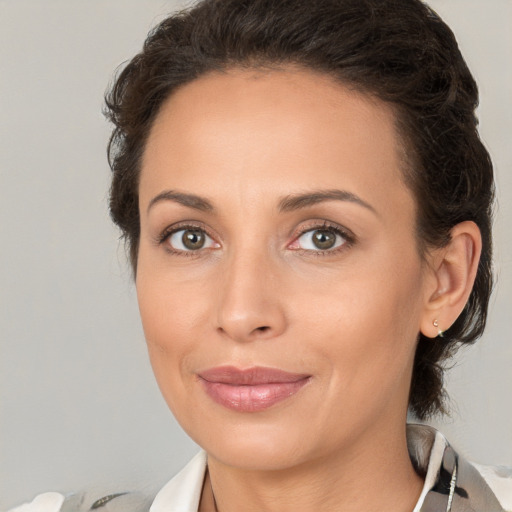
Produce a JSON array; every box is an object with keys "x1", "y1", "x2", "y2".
[
  {"x1": 135, "y1": 263, "x2": 210, "y2": 398},
  {"x1": 297, "y1": 251, "x2": 425, "y2": 408},
  {"x1": 136, "y1": 249, "x2": 212, "y2": 346}
]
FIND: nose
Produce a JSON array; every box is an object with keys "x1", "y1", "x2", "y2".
[{"x1": 215, "y1": 249, "x2": 287, "y2": 343}]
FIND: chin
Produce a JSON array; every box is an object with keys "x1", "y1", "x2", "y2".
[
  {"x1": 185, "y1": 413, "x2": 317, "y2": 471},
  {"x1": 210, "y1": 437, "x2": 312, "y2": 471}
]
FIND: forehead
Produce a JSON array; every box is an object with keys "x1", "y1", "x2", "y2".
[{"x1": 140, "y1": 67, "x2": 411, "y2": 216}]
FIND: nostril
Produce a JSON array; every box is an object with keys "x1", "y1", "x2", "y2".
[{"x1": 256, "y1": 326, "x2": 270, "y2": 332}]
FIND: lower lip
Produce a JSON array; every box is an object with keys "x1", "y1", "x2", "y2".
[{"x1": 199, "y1": 378, "x2": 310, "y2": 412}]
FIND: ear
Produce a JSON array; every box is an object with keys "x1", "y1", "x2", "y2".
[{"x1": 420, "y1": 221, "x2": 482, "y2": 339}]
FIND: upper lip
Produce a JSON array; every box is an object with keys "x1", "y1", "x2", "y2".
[{"x1": 198, "y1": 366, "x2": 310, "y2": 385}]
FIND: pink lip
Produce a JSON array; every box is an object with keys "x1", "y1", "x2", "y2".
[{"x1": 198, "y1": 366, "x2": 311, "y2": 412}]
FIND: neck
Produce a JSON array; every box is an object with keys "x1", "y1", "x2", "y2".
[{"x1": 201, "y1": 423, "x2": 423, "y2": 512}]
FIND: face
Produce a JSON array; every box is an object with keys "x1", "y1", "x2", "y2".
[{"x1": 137, "y1": 68, "x2": 434, "y2": 471}]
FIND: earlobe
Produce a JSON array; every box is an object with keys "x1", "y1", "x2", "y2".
[{"x1": 420, "y1": 221, "x2": 482, "y2": 339}]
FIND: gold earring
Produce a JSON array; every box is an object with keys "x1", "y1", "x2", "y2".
[{"x1": 433, "y1": 319, "x2": 444, "y2": 338}]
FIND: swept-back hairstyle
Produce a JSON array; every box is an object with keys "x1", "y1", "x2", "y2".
[{"x1": 105, "y1": 0, "x2": 494, "y2": 420}]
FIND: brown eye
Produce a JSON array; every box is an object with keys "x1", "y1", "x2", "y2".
[
  {"x1": 182, "y1": 229, "x2": 205, "y2": 250},
  {"x1": 312, "y1": 230, "x2": 337, "y2": 249},
  {"x1": 295, "y1": 227, "x2": 346, "y2": 252},
  {"x1": 166, "y1": 228, "x2": 219, "y2": 252}
]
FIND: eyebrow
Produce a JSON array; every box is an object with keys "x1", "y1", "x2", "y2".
[
  {"x1": 147, "y1": 188, "x2": 377, "y2": 216},
  {"x1": 147, "y1": 190, "x2": 214, "y2": 213},
  {"x1": 278, "y1": 189, "x2": 377, "y2": 215}
]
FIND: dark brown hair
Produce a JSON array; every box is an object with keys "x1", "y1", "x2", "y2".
[{"x1": 104, "y1": 0, "x2": 494, "y2": 420}]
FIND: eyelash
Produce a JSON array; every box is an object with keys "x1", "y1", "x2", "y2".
[
  {"x1": 157, "y1": 220, "x2": 355, "y2": 258},
  {"x1": 292, "y1": 220, "x2": 355, "y2": 257},
  {"x1": 157, "y1": 221, "x2": 215, "y2": 259}
]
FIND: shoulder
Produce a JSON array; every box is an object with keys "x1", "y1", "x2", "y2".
[
  {"x1": 6, "y1": 492, "x2": 65, "y2": 512},
  {"x1": 407, "y1": 424, "x2": 512, "y2": 512},
  {"x1": 5, "y1": 491, "x2": 154, "y2": 512},
  {"x1": 5, "y1": 452, "x2": 207, "y2": 512},
  {"x1": 470, "y1": 462, "x2": 512, "y2": 511}
]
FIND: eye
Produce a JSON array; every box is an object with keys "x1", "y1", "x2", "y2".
[
  {"x1": 293, "y1": 226, "x2": 348, "y2": 252},
  {"x1": 165, "y1": 227, "x2": 219, "y2": 252}
]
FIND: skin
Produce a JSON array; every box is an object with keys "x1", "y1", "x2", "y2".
[{"x1": 136, "y1": 67, "x2": 481, "y2": 512}]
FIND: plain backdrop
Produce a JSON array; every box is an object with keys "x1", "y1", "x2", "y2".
[{"x1": 1, "y1": 0, "x2": 511, "y2": 509}]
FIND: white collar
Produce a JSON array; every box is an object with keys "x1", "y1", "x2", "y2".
[{"x1": 150, "y1": 450, "x2": 207, "y2": 512}]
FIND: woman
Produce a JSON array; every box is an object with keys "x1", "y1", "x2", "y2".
[{"x1": 9, "y1": 0, "x2": 511, "y2": 511}]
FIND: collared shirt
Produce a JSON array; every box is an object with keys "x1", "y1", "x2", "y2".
[{"x1": 8, "y1": 425, "x2": 512, "y2": 512}]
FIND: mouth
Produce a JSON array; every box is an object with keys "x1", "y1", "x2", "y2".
[{"x1": 197, "y1": 366, "x2": 311, "y2": 412}]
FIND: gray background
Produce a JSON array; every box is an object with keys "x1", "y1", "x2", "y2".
[{"x1": 0, "y1": 0, "x2": 510, "y2": 509}]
